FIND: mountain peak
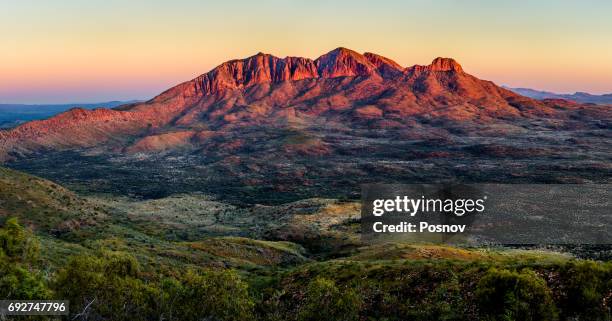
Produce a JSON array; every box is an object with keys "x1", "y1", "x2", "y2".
[
  {"x1": 315, "y1": 47, "x2": 376, "y2": 78},
  {"x1": 252, "y1": 51, "x2": 270, "y2": 57},
  {"x1": 429, "y1": 57, "x2": 463, "y2": 72},
  {"x1": 363, "y1": 52, "x2": 404, "y2": 76},
  {"x1": 326, "y1": 47, "x2": 360, "y2": 57}
]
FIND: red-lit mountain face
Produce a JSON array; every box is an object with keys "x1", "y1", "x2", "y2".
[
  {"x1": 1, "y1": 47, "x2": 601, "y2": 159},
  {"x1": 1, "y1": 48, "x2": 609, "y2": 202}
]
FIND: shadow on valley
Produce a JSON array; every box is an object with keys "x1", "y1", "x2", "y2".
[{"x1": 8, "y1": 126, "x2": 610, "y2": 206}]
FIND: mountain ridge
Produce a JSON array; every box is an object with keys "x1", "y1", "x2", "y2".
[
  {"x1": 0, "y1": 47, "x2": 608, "y2": 161},
  {"x1": 0, "y1": 100, "x2": 141, "y2": 129},
  {"x1": 148, "y1": 47, "x2": 471, "y2": 102}
]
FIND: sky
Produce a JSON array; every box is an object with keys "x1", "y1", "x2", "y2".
[{"x1": 1, "y1": 0, "x2": 611, "y2": 104}]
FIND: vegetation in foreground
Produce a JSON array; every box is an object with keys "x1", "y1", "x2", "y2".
[
  {"x1": 2, "y1": 219, "x2": 611, "y2": 321},
  {"x1": 1, "y1": 167, "x2": 611, "y2": 320}
]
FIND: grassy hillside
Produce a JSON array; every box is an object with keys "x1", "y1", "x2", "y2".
[
  {"x1": 1, "y1": 167, "x2": 611, "y2": 320},
  {"x1": 0, "y1": 167, "x2": 107, "y2": 233},
  {"x1": 0, "y1": 167, "x2": 311, "y2": 270},
  {"x1": 0, "y1": 166, "x2": 602, "y2": 270}
]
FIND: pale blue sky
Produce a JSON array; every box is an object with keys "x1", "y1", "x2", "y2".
[{"x1": 1, "y1": 0, "x2": 611, "y2": 103}]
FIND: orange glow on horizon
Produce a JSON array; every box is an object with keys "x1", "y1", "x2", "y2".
[{"x1": 1, "y1": 0, "x2": 611, "y2": 103}]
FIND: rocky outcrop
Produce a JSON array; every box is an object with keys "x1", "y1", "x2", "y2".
[
  {"x1": 193, "y1": 53, "x2": 320, "y2": 96},
  {"x1": 428, "y1": 57, "x2": 463, "y2": 72}
]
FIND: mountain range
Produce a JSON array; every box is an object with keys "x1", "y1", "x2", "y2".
[
  {"x1": 1, "y1": 47, "x2": 609, "y2": 202},
  {"x1": 1, "y1": 47, "x2": 606, "y2": 160},
  {"x1": 505, "y1": 87, "x2": 612, "y2": 105}
]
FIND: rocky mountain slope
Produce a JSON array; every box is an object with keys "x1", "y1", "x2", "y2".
[{"x1": 2, "y1": 47, "x2": 607, "y2": 161}]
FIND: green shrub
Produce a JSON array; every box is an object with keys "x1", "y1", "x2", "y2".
[
  {"x1": 0, "y1": 263, "x2": 50, "y2": 299},
  {"x1": 103, "y1": 251, "x2": 141, "y2": 277},
  {"x1": 56, "y1": 253, "x2": 255, "y2": 321},
  {"x1": 0, "y1": 217, "x2": 40, "y2": 263},
  {"x1": 54, "y1": 252, "x2": 157, "y2": 321},
  {"x1": 410, "y1": 274, "x2": 468, "y2": 321},
  {"x1": 557, "y1": 261, "x2": 612, "y2": 320},
  {"x1": 476, "y1": 268, "x2": 557, "y2": 321},
  {"x1": 298, "y1": 277, "x2": 362, "y2": 321},
  {"x1": 0, "y1": 218, "x2": 48, "y2": 299},
  {"x1": 175, "y1": 269, "x2": 255, "y2": 321}
]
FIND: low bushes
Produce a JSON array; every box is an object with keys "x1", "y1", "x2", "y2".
[{"x1": 1, "y1": 219, "x2": 611, "y2": 321}]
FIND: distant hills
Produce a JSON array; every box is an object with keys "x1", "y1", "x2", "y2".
[
  {"x1": 505, "y1": 87, "x2": 612, "y2": 105},
  {"x1": 0, "y1": 101, "x2": 140, "y2": 128}
]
